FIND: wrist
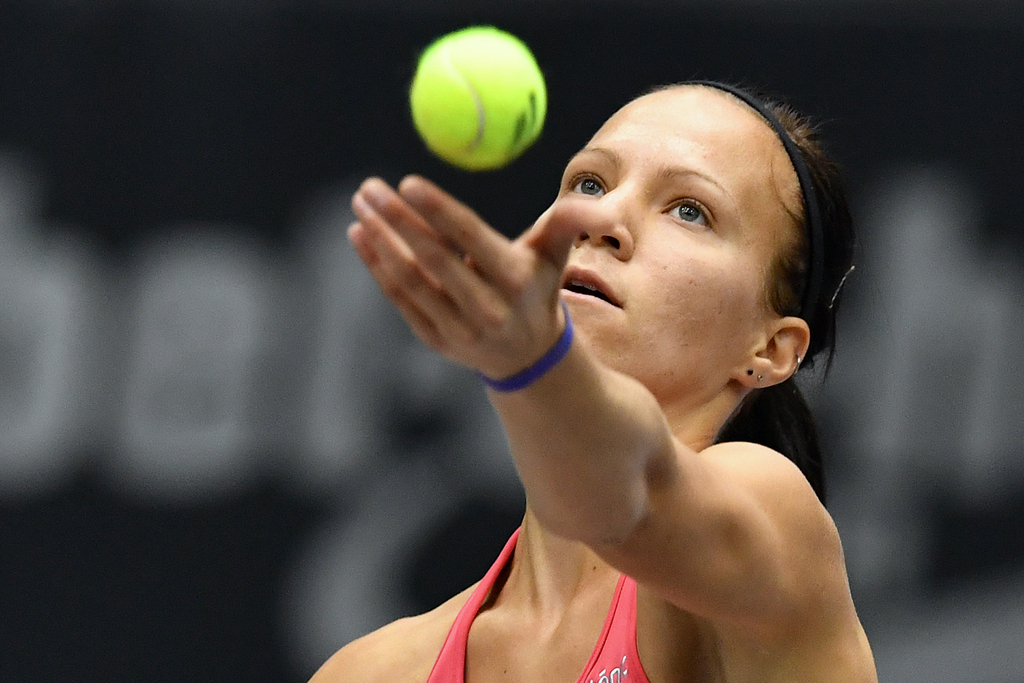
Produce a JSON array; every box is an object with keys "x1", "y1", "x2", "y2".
[{"x1": 480, "y1": 303, "x2": 574, "y2": 392}]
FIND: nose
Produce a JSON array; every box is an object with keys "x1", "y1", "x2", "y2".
[
  {"x1": 571, "y1": 198, "x2": 635, "y2": 261},
  {"x1": 533, "y1": 193, "x2": 636, "y2": 263}
]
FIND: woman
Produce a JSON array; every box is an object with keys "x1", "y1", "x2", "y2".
[{"x1": 311, "y1": 82, "x2": 877, "y2": 682}]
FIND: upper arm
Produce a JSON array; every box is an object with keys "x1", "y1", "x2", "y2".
[{"x1": 594, "y1": 440, "x2": 855, "y2": 635}]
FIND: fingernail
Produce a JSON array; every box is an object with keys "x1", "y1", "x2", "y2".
[
  {"x1": 361, "y1": 179, "x2": 389, "y2": 208},
  {"x1": 352, "y1": 192, "x2": 373, "y2": 216},
  {"x1": 347, "y1": 223, "x2": 376, "y2": 263},
  {"x1": 398, "y1": 175, "x2": 425, "y2": 203}
]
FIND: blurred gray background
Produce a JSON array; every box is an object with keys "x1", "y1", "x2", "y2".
[{"x1": 1, "y1": 1, "x2": 1022, "y2": 681}]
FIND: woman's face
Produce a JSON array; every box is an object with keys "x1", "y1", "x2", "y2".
[{"x1": 542, "y1": 85, "x2": 803, "y2": 417}]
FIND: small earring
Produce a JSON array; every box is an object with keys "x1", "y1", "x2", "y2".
[
  {"x1": 757, "y1": 374, "x2": 763, "y2": 381},
  {"x1": 747, "y1": 369, "x2": 754, "y2": 376}
]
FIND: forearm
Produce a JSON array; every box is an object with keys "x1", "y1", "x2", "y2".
[{"x1": 488, "y1": 338, "x2": 679, "y2": 545}]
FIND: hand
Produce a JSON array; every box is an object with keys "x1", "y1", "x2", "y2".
[{"x1": 348, "y1": 175, "x2": 577, "y2": 381}]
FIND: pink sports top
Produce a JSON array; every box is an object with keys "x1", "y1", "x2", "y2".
[{"x1": 425, "y1": 528, "x2": 652, "y2": 683}]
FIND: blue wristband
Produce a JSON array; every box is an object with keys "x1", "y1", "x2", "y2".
[{"x1": 480, "y1": 304, "x2": 574, "y2": 392}]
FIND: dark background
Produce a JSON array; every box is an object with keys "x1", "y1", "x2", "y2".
[{"x1": 1, "y1": 2, "x2": 1022, "y2": 682}]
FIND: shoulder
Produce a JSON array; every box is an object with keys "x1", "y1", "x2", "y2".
[
  {"x1": 699, "y1": 440, "x2": 841, "y2": 575},
  {"x1": 695, "y1": 441, "x2": 876, "y2": 675},
  {"x1": 629, "y1": 440, "x2": 877, "y2": 679},
  {"x1": 307, "y1": 585, "x2": 475, "y2": 683},
  {"x1": 598, "y1": 436, "x2": 854, "y2": 628},
  {"x1": 699, "y1": 441, "x2": 828, "y2": 515}
]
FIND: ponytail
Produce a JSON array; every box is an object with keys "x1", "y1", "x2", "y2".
[{"x1": 715, "y1": 378, "x2": 826, "y2": 506}]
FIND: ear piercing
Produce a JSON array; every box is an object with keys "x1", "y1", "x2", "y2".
[{"x1": 746, "y1": 369, "x2": 763, "y2": 381}]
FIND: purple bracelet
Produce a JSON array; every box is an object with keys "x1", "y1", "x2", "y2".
[{"x1": 480, "y1": 305, "x2": 574, "y2": 392}]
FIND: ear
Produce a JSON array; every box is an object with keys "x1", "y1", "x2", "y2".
[{"x1": 735, "y1": 316, "x2": 810, "y2": 388}]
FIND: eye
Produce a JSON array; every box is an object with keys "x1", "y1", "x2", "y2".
[
  {"x1": 572, "y1": 176, "x2": 605, "y2": 197},
  {"x1": 670, "y1": 201, "x2": 709, "y2": 226}
]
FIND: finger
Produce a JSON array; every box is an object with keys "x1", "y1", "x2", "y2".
[
  {"x1": 348, "y1": 203, "x2": 466, "y2": 340},
  {"x1": 397, "y1": 175, "x2": 521, "y2": 286},
  {"x1": 354, "y1": 178, "x2": 458, "y2": 262},
  {"x1": 347, "y1": 221, "x2": 378, "y2": 265},
  {"x1": 349, "y1": 219, "x2": 501, "y2": 361},
  {"x1": 354, "y1": 230, "x2": 445, "y2": 350},
  {"x1": 354, "y1": 179, "x2": 508, "y2": 322}
]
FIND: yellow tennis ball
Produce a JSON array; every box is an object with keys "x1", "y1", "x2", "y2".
[{"x1": 409, "y1": 26, "x2": 547, "y2": 171}]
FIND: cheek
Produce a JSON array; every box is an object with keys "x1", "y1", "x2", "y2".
[
  {"x1": 649, "y1": 251, "x2": 762, "y2": 329},
  {"x1": 639, "y1": 250, "x2": 766, "y2": 377}
]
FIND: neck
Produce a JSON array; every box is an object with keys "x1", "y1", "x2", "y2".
[
  {"x1": 662, "y1": 381, "x2": 748, "y2": 451},
  {"x1": 496, "y1": 510, "x2": 618, "y2": 620}
]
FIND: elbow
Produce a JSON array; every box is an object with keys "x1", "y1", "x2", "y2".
[
  {"x1": 528, "y1": 485, "x2": 648, "y2": 546},
  {"x1": 597, "y1": 438, "x2": 681, "y2": 546},
  {"x1": 523, "y1": 399, "x2": 680, "y2": 547},
  {"x1": 538, "y1": 447, "x2": 675, "y2": 548}
]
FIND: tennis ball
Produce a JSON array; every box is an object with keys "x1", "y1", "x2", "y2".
[{"x1": 409, "y1": 26, "x2": 547, "y2": 171}]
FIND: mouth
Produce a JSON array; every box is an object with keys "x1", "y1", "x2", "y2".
[{"x1": 561, "y1": 268, "x2": 621, "y2": 307}]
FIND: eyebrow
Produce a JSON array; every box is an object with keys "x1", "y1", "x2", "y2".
[{"x1": 572, "y1": 146, "x2": 731, "y2": 197}]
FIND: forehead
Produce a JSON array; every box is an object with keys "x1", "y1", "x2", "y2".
[
  {"x1": 589, "y1": 86, "x2": 799, "y2": 219},
  {"x1": 595, "y1": 86, "x2": 777, "y2": 160}
]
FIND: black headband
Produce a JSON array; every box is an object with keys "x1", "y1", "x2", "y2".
[{"x1": 680, "y1": 81, "x2": 825, "y2": 325}]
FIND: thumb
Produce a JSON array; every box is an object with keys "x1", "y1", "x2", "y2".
[{"x1": 520, "y1": 196, "x2": 601, "y2": 271}]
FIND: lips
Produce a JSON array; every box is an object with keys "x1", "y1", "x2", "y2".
[{"x1": 561, "y1": 267, "x2": 621, "y2": 307}]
